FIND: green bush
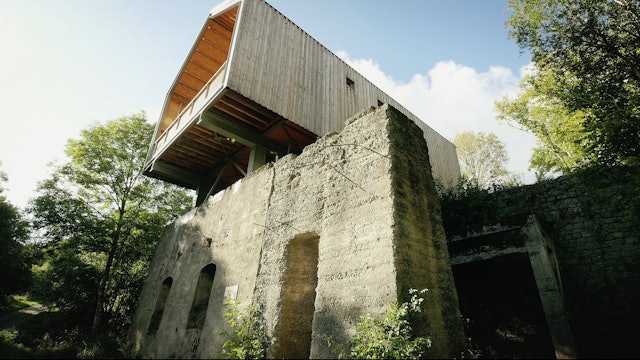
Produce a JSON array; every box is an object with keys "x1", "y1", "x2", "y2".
[
  {"x1": 326, "y1": 288, "x2": 432, "y2": 359},
  {"x1": 220, "y1": 298, "x2": 268, "y2": 359},
  {"x1": 219, "y1": 290, "x2": 432, "y2": 359},
  {"x1": 349, "y1": 288, "x2": 431, "y2": 359}
]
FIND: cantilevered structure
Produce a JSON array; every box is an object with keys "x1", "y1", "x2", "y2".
[{"x1": 144, "y1": 0, "x2": 460, "y2": 205}]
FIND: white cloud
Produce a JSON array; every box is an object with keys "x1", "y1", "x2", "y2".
[{"x1": 336, "y1": 51, "x2": 538, "y2": 183}]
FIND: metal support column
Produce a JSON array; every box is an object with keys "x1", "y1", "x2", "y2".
[{"x1": 248, "y1": 144, "x2": 266, "y2": 174}]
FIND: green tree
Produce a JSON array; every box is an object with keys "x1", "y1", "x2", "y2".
[
  {"x1": 496, "y1": 67, "x2": 589, "y2": 176},
  {"x1": 453, "y1": 131, "x2": 521, "y2": 188},
  {"x1": 504, "y1": 0, "x2": 640, "y2": 167},
  {"x1": 28, "y1": 112, "x2": 193, "y2": 338},
  {"x1": 0, "y1": 163, "x2": 30, "y2": 301},
  {"x1": 0, "y1": 163, "x2": 5, "y2": 192}
]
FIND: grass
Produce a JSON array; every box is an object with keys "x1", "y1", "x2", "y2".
[
  {"x1": 0, "y1": 294, "x2": 42, "y2": 315},
  {"x1": 0, "y1": 294, "x2": 76, "y2": 359},
  {"x1": 0, "y1": 327, "x2": 75, "y2": 359},
  {"x1": 0, "y1": 294, "x2": 126, "y2": 359}
]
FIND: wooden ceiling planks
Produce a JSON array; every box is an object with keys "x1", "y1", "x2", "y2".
[
  {"x1": 174, "y1": 138, "x2": 220, "y2": 161},
  {"x1": 158, "y1": 90, "x2": 316, "y2": 179},
  {"x1": 173, "y1": 82, "x2": 199, "y2": 102},
  {"x1": 181, "y1": 67, "x2": 212, "y2": 85},
  {"x1": 167, "y1": 7, "x2": 237, "y2": 118},
  {"x1": 225, "y1": 91, "x2": 278, "y2": 120},
  {"x1": 215, "y1": 99, "x2": 268, "y2": 131},
  {"x1": 200, "y1": 27, "x2": 233, "y2": 56},
  {"x1": 180, "y1": 128, "x2": 240, "y2": 158},
  {"x1": 151, "y1": 5, "x2": 319, "y2": 188},
  {"x1": 169, "y1": 93, "x2": 191, "y2": 107},
  {"x1": 213, "y1": 11, "x2": 237, "y2": 33}
]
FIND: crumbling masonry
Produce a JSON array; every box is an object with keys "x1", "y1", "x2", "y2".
[{"x1": 129, "y1": 105, "x2": 466, "y2": 358}]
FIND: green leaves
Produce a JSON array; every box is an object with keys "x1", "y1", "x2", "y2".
[
  {"x1": 349, "y1": 289, "x2": 432, "y2": 360},
  {"x1": 495, "y1": 67, "x2": 589, "y2": 176},
  {"x1": 220, "y1": 298, "x2": 268, "y2": 359},
  {"x1": 63, "y1": 112, "x2": 154, "y2": 213},
  {"x1": 453, "y1": 131, "x2": 522, "y2": 188},
  {"x1": 219, "y1": 290, "x2": 432, "y2": 359},
  {"x1": 28, "y1": 111, "x2": 193, "y2": 341},
  {"x1": 504, "y1": 0, "x2": 640, "y2": 169},
  {"x1": 0, "y1": 162, "x2": 31, "y2": 298}
]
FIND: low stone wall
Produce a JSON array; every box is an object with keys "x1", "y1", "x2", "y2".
[{"x1": 441, "y1": 166, "x2": 640, "y2": 358}]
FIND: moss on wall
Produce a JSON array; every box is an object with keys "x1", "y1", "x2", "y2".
[{"x1": 386, "y1": 107, "x2": 466, "y2": 358}]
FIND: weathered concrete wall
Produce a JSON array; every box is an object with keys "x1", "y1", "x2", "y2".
[
  {"x1": 440, "y1": 167, "x2": 640, "y2": 358},
  {"x1": 385, "y1": 109, "x2": 466, "y2": 357},
  {"x1": 129, "y1": 105, "x2": 465, "y2": 359}
]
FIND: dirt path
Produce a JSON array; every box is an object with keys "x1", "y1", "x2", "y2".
[{"x1": 0, "y1": 305, "x2": 48, "y2": 329}]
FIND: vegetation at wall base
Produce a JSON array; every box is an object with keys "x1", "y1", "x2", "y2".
[
  {"x1": 220, "y1": 298, "x2": 268, "y2": 359},
  {"x1": 0, "y1": 306, "x2": 124, "y2": 359},
  {"x1": 325, "y1": 288, "x2": 431, "y2": 360},
  {"x1": 218, "y1": 289, "x2": 432, "y2": 360}
]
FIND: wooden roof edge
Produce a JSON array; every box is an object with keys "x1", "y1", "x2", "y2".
[
  {"x1": 209, "y1": 0, "x2": 241, "y2": 18},
  {"x1": 162, "y1": 0, "x2": 239, "y2": 117},
  {"x1": 148, "y1": 14, "x2": 216, "y2": 153}
]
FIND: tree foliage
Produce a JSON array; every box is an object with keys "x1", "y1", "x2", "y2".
[
  {"x1": 503, "y1": 0, "x2": 640, "y2": 170},
  {"x1": 28, "y1": 112, "x2": 193, "y2": 339},
  {"x1": 496, "y1": 67, "x2": 589, "y2": 176},
  {"x1": 453, "y1": 131, "x2": 521, "y2": 188},
  {"x1": 0, "y1": 163, "x2": 30, "y2": 300}
]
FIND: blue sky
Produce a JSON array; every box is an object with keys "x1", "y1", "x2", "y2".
[
  {"x1": 271, "y1": 0, "x2": 530, "y2": 79},
  {"x1": 0, "y1": 0, "x2": 536, "y2": 209}
]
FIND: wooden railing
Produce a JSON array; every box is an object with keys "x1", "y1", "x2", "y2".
[{"x1": 150, "y1": 61, "x2": 228, "y2": 162}]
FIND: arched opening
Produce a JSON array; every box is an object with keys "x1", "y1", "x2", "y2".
[
  {"x1": 187, "y1": 264, "x2": 217, "y2": 329},
  {"x1": 275, "y1": 233, "x2": 320, "y2": 359},
  {"x1": 148, "y1": 277, "x2": 173, "y2": 335}
]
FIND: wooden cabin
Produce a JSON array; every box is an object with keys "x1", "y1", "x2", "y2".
[{"x1": 144, "y1": 0, "x2": 460, "y2": 205}]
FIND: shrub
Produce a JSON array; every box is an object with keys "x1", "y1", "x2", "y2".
[
  {"x1": 220, "y1": 298, "x2": 268, "y2": 359},
  {"x1": 327, "y1": 288, "x2": 432, "y2": 359}
]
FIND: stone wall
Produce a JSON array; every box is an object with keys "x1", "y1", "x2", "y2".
[
  {"x1": 129, "y1": 105, "x2": 465, "y2": 359},
  {"x1": 441, "y1": 166, "x2": 640, "y2": 358}
]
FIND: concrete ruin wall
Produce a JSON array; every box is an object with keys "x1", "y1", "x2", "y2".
[
  {"x1": 129, "y1": 105, "x2": 466, "y2": 359},
  {"x1": 440, "y1": 167, "x2": 640, "y2": 358}
]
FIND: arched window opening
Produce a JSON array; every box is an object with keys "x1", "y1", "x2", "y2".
[
  {"x1": 275, "y1": 233, "x2": 320, "y2": 359},
  {"x1": 187, "y1": 264, "x2": 217, "y2": 329},
  {"x1": 148, "y1": 277, "x2": 173, "y2": 335}
]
